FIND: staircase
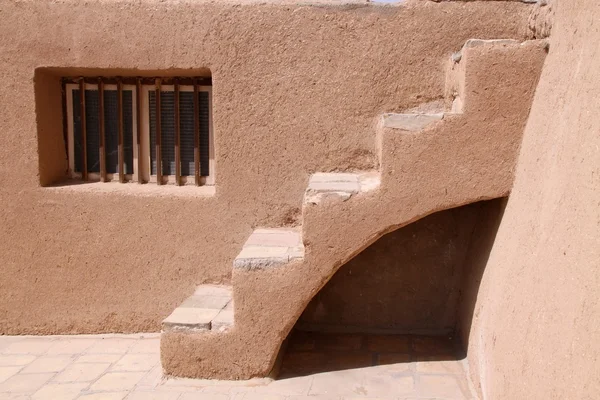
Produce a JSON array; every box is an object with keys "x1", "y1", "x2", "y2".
[{"x1": 160, "y1": 38, "x2": 547, "y2": 379}]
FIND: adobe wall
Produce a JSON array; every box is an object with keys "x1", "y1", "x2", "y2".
[
  {"x1": 0, "y1": 0, "x2": 533, "y2": 334},
  {"x1": 299, "y1": 203, "x2": 482, "y2": 334},
  {"x1": 461, "y1": 0, "x2": 600, "y2": 398}
]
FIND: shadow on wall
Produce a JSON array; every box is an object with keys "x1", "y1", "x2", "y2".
[
  {"x1": 277, "y1": 198, "x2": 507, "y2": 377},
  {"x1": 455, "y1": 197, "x2": 507, "y2": 356},
  {"x1": 298, "y1": 200, "x2": 506, "y2": 336},
  {"x1": 279, "y1": 330, "x2": 461, "y2": 379}
]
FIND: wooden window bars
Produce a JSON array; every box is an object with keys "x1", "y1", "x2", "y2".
[{"x1": 64, "y1": 76, "x2": 213, "y2": 186}]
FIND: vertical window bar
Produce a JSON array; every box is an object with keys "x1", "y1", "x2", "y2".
[
  {"x1": 155, "y1": 78, "x2": 162, "y2": 185},
  {"x1": 193, "y1": 80, "x2": 200, "y2": 186},
  {"x1": 79, "y1": 78, "x2": 88, "y2": 180},
  {"x1": 117, "y1": 79, "x2": 125, "y2": 183},
  {"x1": 175, "y1": 81, "x2": 181, "y2": 185},
  {"x1": 98, "y1": 79, "x2": 107, "y2": 182},
  {"x1": 136, "y1": 78, "x2": 143, "y2": 183},
  {"x1": 61, "y1": 81, "x2": 69, "y2": 169}
]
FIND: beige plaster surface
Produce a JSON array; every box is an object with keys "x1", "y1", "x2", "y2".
[
  {"x1": 0, "y1": 0, "x2": 535, "y2": 335},
  {"x1": 460, "y1": 0, "x2": 600, "y2": 398}
]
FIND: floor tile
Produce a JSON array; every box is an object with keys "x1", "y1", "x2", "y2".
[
  {"x1": 179, "y1": 393, "x2": 229, "y2": 400},
  {"x1": 419, "y1": 374, "x2": 469, "y2": 399},
  {"x1": 21, "y1": 355, "x2": 74, "y2": 373},
  {"x1": 0, "y1": 366, "x2": 22, "y2": 384},
  {"x1": 86, "y1": 338, "x2": 137, "y2": 354},
  {"x1": 416, "y1": 359, "x2": 465, "y2": 375},
  {"x1": 89, "y1": 371, "x2": 146, "y2": 391},
  {"x1": 136, "y1": 365, "x2": 164, "y2": 389},
  {"x1": 77, "y1": 392, "x2": 128, "y2": 400},
  {"x1": 128, "y1": 339, "x2": 160, "y2": 354},
  {"x1": 77, "y1": 354, "x2": 123, "y2": 364},
  {"x1": 111, "y1": 353, "x2": 159, "y2": 372},
  {"x1": 309, "y1": 369, "x2": 368, "y2": 397},
  {"x1": 45, "y1": 338, "x2": 98, "y2": 355},
  {"x1": 361, "y1": 373, "x2": 415, "y2": 397},
  {"x1": 1, "y1": 339, "x2": 55, "y2": 355},
  {"x1": 0, "y1": 337, "x2": 24, "y2": 353},
  {"x1": 2, "y1": 394, "x2": 35, "y2": 400},
  {"x1": 31, "y1": 382, "x2": 87, "y2": 400},
  {"x1": 241, "y1": 393, "x2": 286, "y2": 400},
  {"x1": 0, "y1": 355, "x2": 37, "y2": 367},
  {"x1": 252, "y1": 375, "x2": 312, "y2": 396},
  {"x1": 54, "y1": 362, "x2": 111, "y2": 383},
  {"x1": 0, "y1": 372, "x2": 54, "y2": 393},
  {"x1": 126, "y1": 391, "x2": 182, "y2": 400}
]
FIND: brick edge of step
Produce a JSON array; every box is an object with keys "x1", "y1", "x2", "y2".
[{"x1": 162, "y1": 285, "x2": 234, "y2": 333}]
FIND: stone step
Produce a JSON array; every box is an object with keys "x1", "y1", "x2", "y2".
[
  {"x1": 382, "y1": 113, "x2": 445, "y2": 131},
  {"x1": 305, "y1": 172, "x2": 380, "y2": 204},
  {"x1": 383, "y1": 40, "x2": 522, "y2": 133},
  {"x1": 162, "y1": 285, "x2": 233, "y2": 333},
  {"x1": 234, "y1": 228, "x2": 304, "y2": 269},
  {"x1": 451, "y1": 39, "x2": 520, "y2": 65}
]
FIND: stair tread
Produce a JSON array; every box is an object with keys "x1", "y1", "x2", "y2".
[
  {"x1": 382, "y1": 112, "x2": 445, "y2": 131},
  {"x1": 212, "y1": 309, "x2": 234, "y2": 332},
  {"x1": 162, "y1": 284, "x2": 233, "y2": 332},
  {"x1": 463, "y1": 38, "x2": 519, "y2": 49},
  {"x1": 234, "y1": 228, "x2": 304, "y2": 269},
  {"x1": 305, "y1": 172, "x2": 380, "y2": 204}
]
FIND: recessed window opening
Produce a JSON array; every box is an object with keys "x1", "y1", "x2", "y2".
[{"x1": 64, "y1": 77, "x2": 214, "y2": 186}]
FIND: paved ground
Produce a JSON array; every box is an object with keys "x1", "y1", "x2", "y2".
[{"x1": 0, "y1": 332, "x2": 477, "y2": 400}]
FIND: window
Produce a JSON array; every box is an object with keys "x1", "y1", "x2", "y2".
[{"x1": 64, "y1": 77, "x2": 213, "y2": 186}]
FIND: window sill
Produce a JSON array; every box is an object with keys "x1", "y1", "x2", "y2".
[{"x1": 46, "y1": 181, "x2": 216, "y2": 198}]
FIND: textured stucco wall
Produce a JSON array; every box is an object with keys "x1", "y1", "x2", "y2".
[
  {"x1": 462, "y1": 0, "x2": 600, "y2": 398},
  {"x1": 299, "y1": 203, "x2": 481, "y2": 334},
  {"x1": 0, "y1": 0, "x2": 534, "y2": 334}
]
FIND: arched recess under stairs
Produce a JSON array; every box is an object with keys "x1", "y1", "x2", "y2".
[{"x1": 276, "y1": 198, "x2": 506, "y2": 379}]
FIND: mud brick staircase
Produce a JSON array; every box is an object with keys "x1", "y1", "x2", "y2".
[{"x1": 160, "y1": 38, "x2": 547, "y2": 379}]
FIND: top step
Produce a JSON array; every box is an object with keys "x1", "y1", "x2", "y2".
[{"x1": 305, "y1": 172, "x2": 380, "y2": 204}]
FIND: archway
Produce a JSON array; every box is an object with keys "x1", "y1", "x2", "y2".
[{"x1": 276, "y1": 198, "x2": 506, "y2": 379}]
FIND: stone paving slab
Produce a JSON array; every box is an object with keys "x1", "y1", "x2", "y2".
[{"x1": 0, "y1": 333, "x2": 478, "y2": 400}]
